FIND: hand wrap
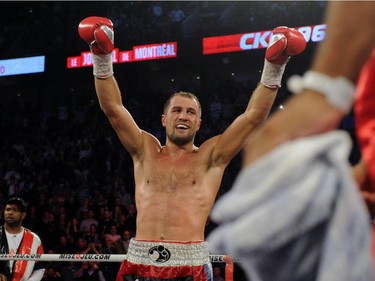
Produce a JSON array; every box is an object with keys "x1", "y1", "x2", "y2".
[{"x1": 287, "y1": 71, "x2": 356, "y2": 113}]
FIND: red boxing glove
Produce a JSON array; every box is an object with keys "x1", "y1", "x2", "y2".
[
  {"x1": 260, "y1": 26, "x2": 306, "y2": 88},
  {"x1": 78, "y1": 16, "x2": 114, "y2": 54},
  {"x1": 266, "y1": 26, "x2": 306, "y2": 64},
  {"x1": 78, "y1": 16, "x2": 114, "y2": 78}
]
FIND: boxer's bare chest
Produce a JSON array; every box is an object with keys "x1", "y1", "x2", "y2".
[
  {"x1": 134, "y1": 147, "x2": 218, "y2": 240},
  {"x1": 145, "y1": 152, "x2": 204, "y2": 193}
]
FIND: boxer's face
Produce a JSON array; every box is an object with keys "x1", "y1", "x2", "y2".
[{"x1": 162, "y1": 96, "x2": 202, "y2": 145}]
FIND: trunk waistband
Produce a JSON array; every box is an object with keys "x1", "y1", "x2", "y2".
[{"x1": 126, "y1": 238, "x2": 210, "y2": 266}]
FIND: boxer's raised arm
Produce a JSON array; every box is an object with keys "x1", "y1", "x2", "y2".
[
  {"x1": 211, "y1": 27, "x2": 306, "y2": 167},
  {"x1": 243, "y1": 2, "x2": 375, "y2": 166},
  {"x1": 78, "y1": 16, "x2": 144, "y2": 157}
]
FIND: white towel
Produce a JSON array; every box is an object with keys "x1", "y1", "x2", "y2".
[{"x1": 208, "y1": 131, "x2": 374, "y2": 281}]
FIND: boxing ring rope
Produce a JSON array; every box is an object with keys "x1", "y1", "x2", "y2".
[
  {"x1": 0, "y1": 254, "x2": 235, "y2": 280},
  {"x1": 0, "y1": 254, "x2": 232, "y2": 263}
]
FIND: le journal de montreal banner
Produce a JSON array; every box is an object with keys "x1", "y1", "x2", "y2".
[{"x1": 66, "y1": 24, "x2": 326, "y2": 69}]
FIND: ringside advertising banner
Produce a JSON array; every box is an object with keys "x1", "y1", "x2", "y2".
[
  {"x1": 67, "y1": 42, "x2": 177, "y2": 68},
  {"x1": 203, "y1": 24, "x2": 326, "y2": 55}
]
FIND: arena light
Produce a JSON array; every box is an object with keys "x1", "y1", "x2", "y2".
[{"x1": 0, "y1": 56, "x2": 45, "y2": 77}]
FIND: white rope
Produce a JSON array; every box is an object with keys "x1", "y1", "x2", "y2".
[{"x1": 0, "y1": 254, "x2": 230, "y2": 263}]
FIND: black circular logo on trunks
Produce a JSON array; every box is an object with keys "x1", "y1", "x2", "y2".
[{"x1": 148, "y1": 245, "x2": 171, "y2": 263}]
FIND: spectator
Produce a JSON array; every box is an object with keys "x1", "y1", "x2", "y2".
[
  {"x1": 0, "y1": 197, "x2": 45, "y2": 280},
  {"x1": 43, "y1": 266, "x2": 63, "y2": 281},
  {"x1": 115, "y1": 229, "x2": 133, "y2": 254},
  {"x1": 87, "y1": 239, "x2": 103, "y2": 255},
  {"x1": 213, "y1": 266, "x2": 225, "y2": 281},
  {"x1": 54, "y1": 234, "x2": 73, "y2": 254},
  {"x1": 75, "y1": 237, "x2": 90, "y2": 255},
  {"x1": 60, "y1": 262, "x2": 79, "y2": 281},
  {"x1": 66, "y1": 217, "x2": 79, "y2": 239},
  {"x1": 75, "y1": 262, "x2": 106, "y2": 281},
  {"x1": 83, "y1": 223, "x2": 100, "y2": 245},
  {"x1": 98, "y1": 208, "x2": 115, "y2": 238},
  {"x1": 112, "y1": 204, "x2": 125, "y2": 225},
  {"x1": 104, "y1": 224, "x2": 121, "y2": 244},
  {"x1": 56, "y1": 213, "x2": 69, "y2": 237},
  {"x1": 79, "y1": 209, "x2": 98, "y2": 235}
]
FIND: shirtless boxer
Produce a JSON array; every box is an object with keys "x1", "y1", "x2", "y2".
[{"x1": 78, "y1": 16, "x2": 306, "y2": 280}]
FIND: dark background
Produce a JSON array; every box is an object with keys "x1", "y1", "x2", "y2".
[
  {"x1": 0, "y1": 1, "x2": 327, "y2": 108},
  {"x1": 0, "y1": 2, "x2": 362, "y2": 280}
]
